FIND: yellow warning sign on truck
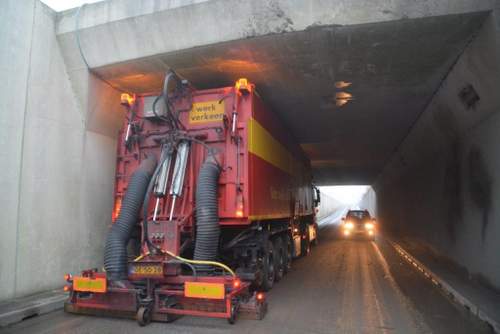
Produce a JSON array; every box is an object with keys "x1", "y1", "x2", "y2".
[
  {"x1": 184, "y1": 281, "x2": 225, "y2": 299},
  {"x1": 189, "y1": 100, "x2": 225, "y2": 124},
  {"x1": 73, "y1": 277, "x2": 107, "y2": 293}
]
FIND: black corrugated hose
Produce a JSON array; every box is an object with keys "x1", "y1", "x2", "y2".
[
  {"x1": 104, "y1": 155, "x2": 157, "y2": 281},
  {"x1": 193, "y1": 156, "x2": 221, "y2": 271}
]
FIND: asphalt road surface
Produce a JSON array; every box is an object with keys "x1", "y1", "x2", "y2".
[{"x1": 2, "y1": 225, "x2": 492, "y2": 334}]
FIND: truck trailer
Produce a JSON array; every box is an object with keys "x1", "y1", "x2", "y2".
[{"x1": 64, "y1": 71, "x2": 321, "y2": 325}]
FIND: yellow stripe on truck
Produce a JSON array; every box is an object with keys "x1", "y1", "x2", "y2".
[{"x1": 248, "y1": 117, "x2": 296, "y2": 175}]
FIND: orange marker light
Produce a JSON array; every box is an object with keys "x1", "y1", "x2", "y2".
[
  {"x1": 235, "y1": 194, "x2": 244, "y2": 218},
  {"x1": 63, "y1": 285, "x2": 70, "y2": 292},
  {"x1": 235, "y1": 78, "x2": 248, "y2": 89},
  {"x1": 112, "y1": 197, "x2": 122, "y2": 222},
  {"x1": 235, "y1": 78, "x2": 251, "y2": 94},
  {"x1": 120, "y1": 93, "x2": 135, "y2": 106},
  {"x1": 233, "y1": 279, "x2": 241, "y2": 289},
  {"x1": 256, "y1": 292, "x2": 265, "y2": 301}
]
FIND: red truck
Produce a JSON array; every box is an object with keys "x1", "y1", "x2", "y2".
[{"x1": 64, "y1": 72, "x2": 320, "y2": 325}]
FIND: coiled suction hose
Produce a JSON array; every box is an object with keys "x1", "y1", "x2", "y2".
[
  {"x1": 104, "y1": 156, "x2": 157, "y2": 281},
  {"x1": 193, "y1": 156, "x2": 221, "y2": 271}
]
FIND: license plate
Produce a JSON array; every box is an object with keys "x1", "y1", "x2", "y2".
[
  {"x1": 184, "y1": 282, "x2": 225, "y2": 299},
  {"x1": 73, "y1": 277, "x2": 107, "y2": 293},
  {"x1": 130, "y1": 264, "x2": 163, "y2": 276}
]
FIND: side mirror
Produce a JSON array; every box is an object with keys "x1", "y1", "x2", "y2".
[
  {"x1": 341, "y1": 217, "x2": 345, "y2": 222},
  {"x1": 313, "y1": 187, "x2": 321, "y2": 207}
]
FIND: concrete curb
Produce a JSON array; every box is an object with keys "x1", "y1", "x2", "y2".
[
  {"x1": 0, "y1": 291, "x2": 67, "y2": 328},
  {"x1": 388, "y1": 240, "x2": 500, "y2": 334}
]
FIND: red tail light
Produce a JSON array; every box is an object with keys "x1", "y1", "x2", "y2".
[
  {"x1": 112, "y1": 197, "x2": 122, "y2": 222},
  {"x1": 235, "y1": 194, "x2": 244, "y2": 218}
]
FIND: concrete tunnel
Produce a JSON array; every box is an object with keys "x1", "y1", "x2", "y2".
[{"x1": 2, "y1": 0, "x2": 500, "y2": 319}]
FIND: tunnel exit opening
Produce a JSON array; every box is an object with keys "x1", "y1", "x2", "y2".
[{"x1": 316, "y1": 185, "x2": 377, "y2": 228}]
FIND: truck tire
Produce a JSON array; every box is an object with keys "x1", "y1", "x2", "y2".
[
  {"x1": 272, "y1": 237, "x2": 285, "y2": 282},
  {"x1": 301, "y1": 233, "x2": 311, "y2": 257},
  {"x1": 136, "y1": 306, "x2": 152, "y2": 326},
  {"x1": 311, "y1": 224, "x2": 319, "y2": 246},
  {"x1": 260, "y1": 239, "x2": 275, "y2": 291},
  {"x1": 282, "y1": 234, "x2": 292, "y2": 273}
]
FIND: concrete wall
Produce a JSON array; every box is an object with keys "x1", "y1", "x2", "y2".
[
  {"x1": 0, "y1": 0, "x2": 123, "y2": 301},
  {"x1": 359, "y1": 187, "x2": 377, "y2": 218},
  {"x1": 0, "y1": 0, "x2": 36, "y2": 301},
  {"x1": 55, "y1": 0, "x2": 496, "y2": 69},
  {"x1": 316, "y1": 192, "x2": 343, "y2": 220},
  {"x1": 375, "y1": 14, "x2": 500, "y2": 290}
]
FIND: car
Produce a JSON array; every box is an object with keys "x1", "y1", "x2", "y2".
[{"x1": 341, "y1": 209, "x2": 376, "y2": 240}]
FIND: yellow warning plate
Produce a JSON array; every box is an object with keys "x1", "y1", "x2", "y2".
[
  {"x1": 73, "y1": 277, "x2": 107, "y2": 293},
  {"x1": 184, "y1": 282, "x2": 225, "y2": 299},
  {"x1": 189, "y1": 100, "x2": 225, "y2": 124}
]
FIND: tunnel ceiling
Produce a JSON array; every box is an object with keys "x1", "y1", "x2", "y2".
[{"x1": 94, "y1": 12, "x2": 487, "y2": 185}]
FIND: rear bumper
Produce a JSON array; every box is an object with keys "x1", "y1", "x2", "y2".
[
  {"x1": 64, "y1": 274, "x2": 266, "y2": 323},
  {"x1": 342, "y1": 229, "x2": 375, "y2": 238}
]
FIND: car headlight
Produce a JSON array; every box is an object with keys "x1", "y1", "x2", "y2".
[
  {"x1": 364, "y1": 222, "x2": 374, "y2": 230},
  {"x1": 344, "y1": 222, "x2": 354, "y2": 230}
]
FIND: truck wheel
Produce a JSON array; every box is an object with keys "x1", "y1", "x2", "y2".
[
  {"x1": 301, "y1": 234, "x2": 311, "y2": 257},
  {"x1": 260, "y1": 239, "x2": 275, "y2": 291},
  {"x1": 311, "y1": 225, "x2": 319, "y2": 246},
  {"x1": 272, "y1": 237, "x2": 285, "y2": 282},
  {"x1": 136, "y1": 306, "x2": 152, "y2": 326},
  {"x1": 282, "y1": 234, "x2": 292, "y2": 273}
]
